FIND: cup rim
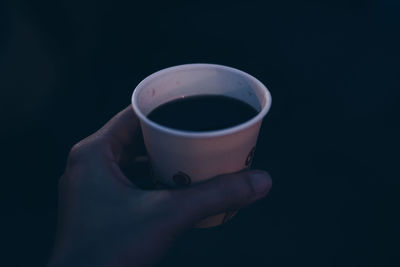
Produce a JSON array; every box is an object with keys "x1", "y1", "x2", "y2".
[{"x1": 132, "y1": 63, "x2": 272, "y2": 139}]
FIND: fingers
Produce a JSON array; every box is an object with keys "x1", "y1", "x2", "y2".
[
  {"x1": 169, "y1": 170, "x2": 272, "y2": 227},
  {"x1": 96, "y1": 105, "x2": 142, "y2": 164},
  {"x1": 122, "y1": 157, "x2": 156, "y2": 189},
  {"x1": 61, "y1": 105, "x2": 145, "y2": 190}
]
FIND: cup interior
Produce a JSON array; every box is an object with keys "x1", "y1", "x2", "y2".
[
  {"x1": 132, "y1": 64, "x2": 271, "y2": 137},
  {"x1": 135, "y1": 64, "x2": 268, "y2": 114}
]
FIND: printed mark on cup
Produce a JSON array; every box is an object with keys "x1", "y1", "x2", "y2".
[
  {"x1": 245, "y1": 146, "x2": 256, "y2": 167},
  {"x1": 173, "y1": 171, "x2": 192, "y2": 186}
]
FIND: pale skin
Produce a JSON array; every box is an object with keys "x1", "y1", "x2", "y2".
[{"x1": 48, "y1": 105, "x2": 272, "y2": 267}]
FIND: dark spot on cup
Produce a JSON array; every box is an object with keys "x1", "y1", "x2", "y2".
[
  {"x1": 173, "y1": 171, "x2": 191, "y2": 186},
  {"x1": 245, "y1": 146, "x2": 256, "y2": 167}
]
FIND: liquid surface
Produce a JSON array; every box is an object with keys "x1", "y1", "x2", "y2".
[{"x1": 147, "y1": 95, "x2": 259, "y2": 132}]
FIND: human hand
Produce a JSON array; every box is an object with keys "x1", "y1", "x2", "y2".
[{"x1": 48, "y1": 105, "x2": 272, "y2": 267}]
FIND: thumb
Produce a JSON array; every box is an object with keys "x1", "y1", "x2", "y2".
[{"x1": 170, "y1": 170, "x2": 272, "y2": 227}]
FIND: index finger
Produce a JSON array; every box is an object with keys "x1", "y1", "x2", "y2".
[{"x1": 97, "y1": 105, "x2": 142, "y2": 163}]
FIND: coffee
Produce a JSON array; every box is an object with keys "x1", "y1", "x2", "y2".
[{"x1": 147, "y1": 95, "x2": 258, "y2": 132}]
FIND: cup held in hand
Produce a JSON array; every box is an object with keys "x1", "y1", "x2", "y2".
[{"x1": 132, "y1": 64, "x2": 271, "y2": 228}]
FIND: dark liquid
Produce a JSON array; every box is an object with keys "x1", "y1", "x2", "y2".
[{"x1": 147, "y1": 95, "x2": 258, "y2": 131}]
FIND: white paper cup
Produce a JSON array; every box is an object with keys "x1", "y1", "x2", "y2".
[{"x1": 131, "y1": 63, "x2": 271, "y2": 228}]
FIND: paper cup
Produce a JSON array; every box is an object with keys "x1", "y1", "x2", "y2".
[{"x1": 131, "y1": 63, "x2": 271, "y2": 228}]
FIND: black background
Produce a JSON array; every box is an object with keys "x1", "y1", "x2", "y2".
[{"x1": 1, "y1": 0, "x2": 399, "y2": 266}]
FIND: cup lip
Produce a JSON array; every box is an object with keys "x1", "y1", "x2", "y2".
[{"x1": 132, "y1": 63, "x2": 272, "y2": 139}]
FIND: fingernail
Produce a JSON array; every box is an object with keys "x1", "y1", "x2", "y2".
[{"x1": 250, "y1": 171, "x2": 271, "y2": 195}]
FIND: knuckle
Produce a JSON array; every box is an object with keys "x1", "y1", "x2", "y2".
[
  {"x1": 67, "y1": 142, "x2": 85, "y2": 166},
  {"x1": 69, "y1": 142, "x2": 81, "y2": 156},
  {"x1": 66, "y1": 137, "x2": 105, "y2": 167}
]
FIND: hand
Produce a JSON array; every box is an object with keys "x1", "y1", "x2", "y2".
[{"x1": 48, "y1": 105, "x2": 272, "y2": 267}]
